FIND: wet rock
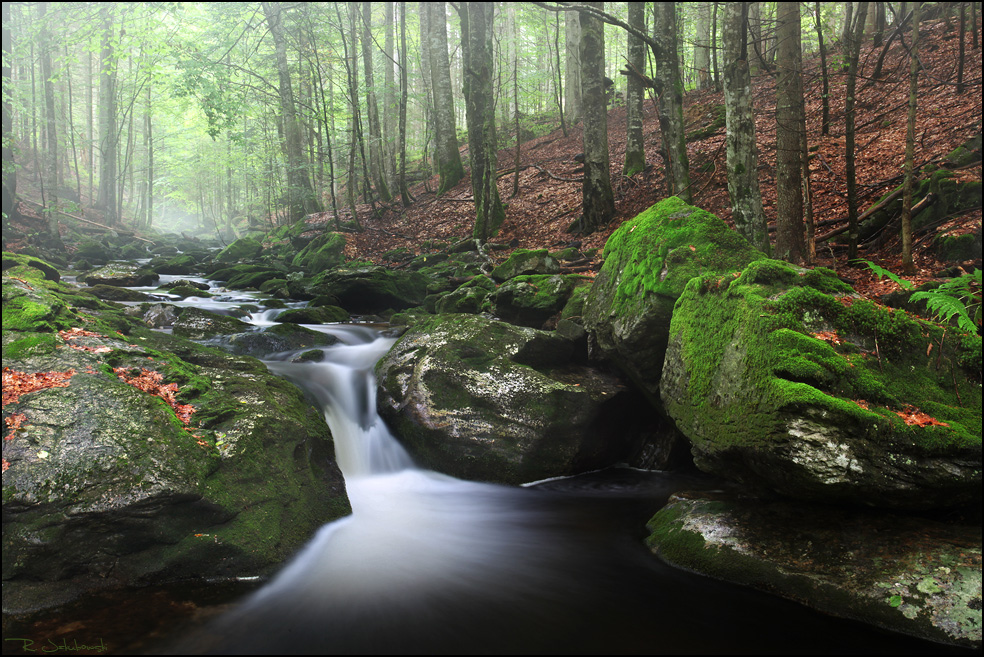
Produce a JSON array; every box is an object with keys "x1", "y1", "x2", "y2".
[
  {"x1": 582, "y1": 197, "x2": 764, "y2": 405},
  {"x1": 647, "y1": 491, "x2": 982, "y2": 650},
  {"x1": 492, "y1": 274, "x2": 591, "y2": 329},
  {"x1": 660, "y1": 258, "x2": 982, "y2": 510},
  {"x1": 376, "y1": 313, "x2": 647, "y2": 484},
  {"x1": 78, "y1": 262, "x2": 159, "y2": 288},
  {"x1": 490, "y1": 248, "x2": 560, "y2": 282}
]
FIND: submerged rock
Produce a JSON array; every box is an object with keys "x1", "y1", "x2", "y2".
[
  {"x1": 660, "y1": 258, "x2": 982, "y2": 510},
  {"x1": 647, "y1": 492, "x2": 982, "y2": 650},
  {"x1": 375, "y1": 313, "x2": 647, "y2": 484}
]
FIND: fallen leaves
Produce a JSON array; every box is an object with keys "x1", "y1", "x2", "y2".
[
  {"x1": 113, "y1": 367, "x2": 195, "y2": 425},
  {"x1": 59, "y1": 327, "x2": 114, "y2": 354},
  {"x1": 812, "y1": 330, "x2": 843, "y2": 345},
  {"x1": 894, "y1": 405, "x2": 949, "y2": 428},
  {"x1": 2, "y1": 367, "x2": 76, "y2": 407}
]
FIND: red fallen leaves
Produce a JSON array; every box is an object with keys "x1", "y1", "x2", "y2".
[
  {"x1": 894, "y1": 405, "x2": 949, "y2": 428},
  {"x1": 812, "y1": 330, "x2": 843, "y2": 345},
  {"x1": 59, "y1": 327, "x2": 113, "y2": 354},
  {"x1": 112, "y1": 367, "x2": 195, "y2": 425},
  {"x1": 2, "y1": 367, "x2": 76, "y2": 407}
]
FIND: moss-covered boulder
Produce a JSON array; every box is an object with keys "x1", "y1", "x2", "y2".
[
  {"x1": 660, "y1": 259, "x2": 982, "y2": 509},
  {"x1": 78, "y1": 262, "x2": 159, "y2": 288},
  {"x1": 2, "y1": 252, "x2": 61, "y2": 282},
  {"x1": 490, "y1": 248, "x2": 560, "y2": 282},
  {"x1": 492, "y1": 274, "x2": 592, "y2": 329},
  {"x1": 291, "y1": 231, "x2": 346, "y2": 273},
  {"x1": 647, "y1": 492, "x2": 981, "y2": 650},
  {"x1": 582, "y1": 197, "x2": 765, "y2": 404},
  {"x1": 83, "y1": 283, "x2": 152, "y2": 302},
  {"x1": 274, "y1": 306, "x2": 350, "y2": 324},
  {"x1": 216, "y1": 236, "x2": 263, "y2": 263},
  {"x1": 434, "y1": 275, "x2": 496, "y2": 314},
  {"x1": 375, "y1": 314, "x2": 646, "y2": 485},
  {"x1": 310, "y1": 265, "x2": 429, "y2": 314},
  {"x1": 225, "y1": 323, "x2": 340, "y2": 358},
  {"x1": 171, "y1": 307, "x2": 253, "y2": 340},
  {"x1": 153, "y1": 254, "x2": 199, "y2": 276},
  {"x1": 1, "y1": 263, "x2": 348, "y2": 613}
]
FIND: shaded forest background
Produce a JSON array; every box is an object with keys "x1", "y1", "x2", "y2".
[{"x1": 2, "y1": 2, "x2": 981, "y2": 289}]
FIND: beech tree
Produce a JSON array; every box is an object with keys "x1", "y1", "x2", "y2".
[
  {"x1": 577, "y1": 1, "x2": 615, "y2": 233},
  {"x1": 900, "y1": 1, "x2": 920, "y2": 275},
  {"x1": 425, "y1": 1, "x2": 466, "y2": 195},
  {"x1": 564, "y1": 11, "x2": 581, "y2": 125},
  {"x1": 652, "y1": 2, "x2": 690, "y2": 202},
  {"x1": 461, "y1": 2, "x2": 504, "y2": 242},
  {"x1": 622, "y1": 2, "x2": 645, "y2": 178},
  {"x1": 722, "y1": 1, "x2": 768, "y2": 253},
  {"x1": 774, "y1": 0, "x2": 806, "y2": 264},
  {"x1": 362, "y1": 1, "x2": 391, "y2": 202}
]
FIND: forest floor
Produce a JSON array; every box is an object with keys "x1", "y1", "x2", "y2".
[{"x1": 334, "y1": 14, "x2": 982, "y2": 299}]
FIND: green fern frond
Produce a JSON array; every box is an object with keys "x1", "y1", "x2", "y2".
[{"x1": 858, "y1": 260, "x2": 914, "y2": 290}]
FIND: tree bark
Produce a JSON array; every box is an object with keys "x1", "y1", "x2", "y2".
[
  {"x1": 383, "y1": 1, "x2": 397, "y2": 189},
  {"x1": 428, "y1": 1, "x2": 466, "y2": 195},
  {"x1": 652, "y1": 2, "x2": 690, "y2": 202},
  {"x1": 565, "y1": 11, "x2": 582, "y2": 125},
  {"x1": 722, "y1": 2, "x2": 768, "y2": 253},
  {"x1": 815, "y1": 2, "x2": 831, "y2": 136},
  {"x1": 622, "y1": 2, "x2": 646, "y2": 177},
  {"x1": 576, "y1": 1, "x2": 614, "y2": 233},
  {"x1": 462, "y1": 2, "x2": 505, "y2": 241},
  {"x1": 900, "y1": 1, "x2": 919, "y2": 274},
  {"x1": 362, "y1": 2, "x2": 391, "y2": 201},
  {"x1": 775, "y1": 1, "x2": 806, "y2": 264},
  {"x1": 96, "y1": 4, "x2": 118, "y2": 225},
  {"x1": 845, "y1": 2, "x2": 869, "y2": 261},
  {"x1": 694, "y1": 2, "x2": 712, "y2": 89},
  {"x1": 262, "y1": 1, "x2": 322, "y2": 223},
  {"x1": 2, "y1": 1, "x2": 16, "y2": 228}
]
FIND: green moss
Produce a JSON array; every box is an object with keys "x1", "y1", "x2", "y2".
[{"x1": 2, "y1": 332, "x2": 60, "y2": 360}]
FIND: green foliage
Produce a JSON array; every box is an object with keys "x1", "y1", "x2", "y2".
[{"x1": 860, "y1": 260, "x2": 982, "y2": 333}]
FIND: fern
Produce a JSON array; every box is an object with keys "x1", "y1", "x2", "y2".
[
  {"x1": 859, "y1": 260, "x2": 914, "y2": 290},
  {"x1": 860, "y1": 261, "x2": 981, "y2": 333}
]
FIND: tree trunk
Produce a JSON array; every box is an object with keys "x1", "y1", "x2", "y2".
[
  {"x1": 722, "y1": 1, "x2": 769, "y2": 253},
  {"x1": 2, "y1": 1, "x2": 16, "y2": 227},
  {"x1": 622, "y1": 2, "x2": 646, "y2": 177},
  {"x1": 462, "y1": 2, "x2": 505, "y2": 241},
  {"x1": 362, "y1": 2, "x2": 392, "y2": 201},
  {"x1": 652, "y1": 2, "x2": 690, "y2": 202},
  {"x1": 262, "y1": 1, "x2": 322, "y2": 223},
  {"x1": 383, "y1": 1, "x2": 397, "y2": 189},
  {"x1": 694, "y1": 2, "x2": 712, "y2": 89},
  {"x1": 815, "y1": 2, "x2": 831, "y2": 136},
  {"x1": 900, "y1": 1, "x2": 919, "y2": 274},
  {"x1": 576, "y1": 2, "x2": 614, "y2": 234},
  {"x1": 775, "y1": 1, "x2": 806, "y2": 264},
  {"x1": 428, "y1": 1, "x2": 466, "y2": 195},
  {"x1": 96, "y1": 5, "x2": 118, "y2": 225},
  {"x1": 398, "y1": 1, "x2": 412, "y2": 206},
  {"x1": 565, "y1": 11, "x2": 582, "y2": 125},
  {"x1": 39, "y1": 2, "x2": 59, "y2": 229},
  {"x1": 845, "y1": 2, "x2": 869, "y2": 261},
  {"x1": 553, "y1": 13, "x2": 567, "y2": 136}
]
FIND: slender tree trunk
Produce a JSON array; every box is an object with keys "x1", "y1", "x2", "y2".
[
  {"x1": 96, "y1": 5, "x2": 118, "y2": 225},
  {"x1": 775, "y1": 1, "x2": 805, "y2": 264},
  {"x1": 652, "y1": 2, "x2": 690, "y2": 201},
  {"x1": 39, "y1": 2, "x2": 59, "y2": 228},
  {"x1": 262, "y1": 1, "x2": 322, "y2": 222},
  {"x1": 623, "y1": 2, "x2": 646, "y2": 177},
  {"x1": 66, "y1": 47, "x2": 82, "y2": 206},
  {"x1": 694, "y1": 2, "x2": 712, "y2": 89},
  {"x1": 86, "y1": 49, "x2": 94, "y2": 206},
  {"x1": 712, "y1": 1, "x2": 721, "y2": 91},
  {"x1": 512, "y1": 8, "x2": 521, "y2": 198},
  {"x1": 145, "y1": 82, "x2": 154, "y2": 229},
  {"x1": 723, "y1": 1, "x2": 768, "y2": 253},
  {"x1": 815, "y1": 2, "x2": 831, "y2": 136},
  {"x1": 956, "y1": 2, "x2": 966, "y2": 94},
  {"x1": 462, "y1": 2, "x2": 505, "y2": 241},
  {"x1": 565, "y1": 11, "x2": 582, "y2": 125},
  {"x1": 845, "y1": 2, "x2": 869, "y2": 261},
  {"x1": 577, "y1": 2, "x2": 614, "y2": 233},
  {"x1": 2, "y1": 1, "x2": 16, "y2": 226},
  {"x1": 553, "y1": 13, "x2": 567, "y2": 136},
  {"x1": 362, "y1": 2, "x2": 391, "y2": 201},
  {"x1": 428, "y1": 1, "x2": 466, "y2": 195},
  {"x1": 398, "y1": 1, "x2": 412, "y2": 206},
  {"x1": 383, "y1": 2, "x2": 397, "y2": 190},
  {"x1": 901, "y1": 1, "x2": 919, "y2": 274}
]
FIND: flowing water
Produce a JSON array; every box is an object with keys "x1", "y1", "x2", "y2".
[{"x1": 172, "y1": 322, "x2": 968, "y2": 655}]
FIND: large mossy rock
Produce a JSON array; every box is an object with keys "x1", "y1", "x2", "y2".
[
  {"x1": 216, "y1": 236, "x2": 263, "y2": 263},
  {"x1": 490, "y1": 248, "x2": 560, "y2": 282},
  {"x1": 171, "y1": 307, "x2": 253, "y2": 340},
  {"x1": 647, "y1": 492, "x2": 981, "y2": 650},
  {"x1": 78, "y1": 262, "x2": 159, "y2": 288},
  {"x1": 492, "y1": 274, "x2": 592, "y2": 329},
  {"x1": 660, "y1": 258, "x2": 982, "y2": 510},
  {"x1": 310, "y1": 265, "x2": 429, "y2": 314},
  {"x1": 291, "y1": 231, "x2": 346, "y2": 273},
  {"x1": 1, "y1": 263, "x2": 348, "y2": 613},
  {"x1": 375, "y1": 314, "x2": 645, "y2": 485},
  {"x1": 582, "y1": 197, "x2": 765, "y2": 404}
]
